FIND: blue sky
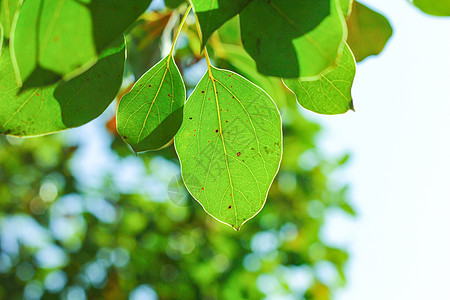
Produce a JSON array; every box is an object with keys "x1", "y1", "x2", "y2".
[{"x1": 309, "y1": 0, "x2": 450, "y2": 299}]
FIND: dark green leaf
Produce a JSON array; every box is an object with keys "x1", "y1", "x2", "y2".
[
  {"x1": 175, "y1": 67, "x2": 282, "y2": 230},
  {"x1": 0, "y1": 39, "x2": 125, "y2": 136},
  {"x1": 165, "y1": 0, "x2": 185, "y2": 9},
  {"x1": 347, "y1": 1, "x2": 393, "y2": 62},
  {"x1": 12, "y1": 0, "x2": 151, "y2": 88},
  {"x1": 413, "y1": 0, "x2": 450, "y2": 16},
  {"x1": 192, "y1": 0, "x2": 251, "y2": 48},
  {"x1": 117, "y1": 54, "x2": 185, "y2": 153},
  {"x1": 0, "y1": 0, "x2": 21, "y2": 38},
  {"x1": 239, "y1": 0, "x2": 346, "y2": 78},
  {"x1": 283, "y1": 44, "x2": 355, "y2": 115}
]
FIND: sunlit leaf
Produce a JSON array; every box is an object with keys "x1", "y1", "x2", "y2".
[
  {"x1": 239, "y1": 0, "x2": 346, "y2": 78},
  {"x1": 175, "y1": 67, "x2": 282, "y2": 230},
  {"x1": 191, "y1": 0, "x2": 251, "y2": 48},
  {"x1": 347, "y1": 1, "x2": 393, "y2": 62},
  {"x1": 0, "y1": 24, "x2": 3, "y2": 53},
  {"x1": 283, "y1": 43, "x2": 355, "y2": 115},
  {"x1": 0, "y1": 39, "x2": 125, "y2": 136},
  {"x1": 12, "y1": 0, "x2": 151, "y2": 88},
  {"x1": 413, "y1": 0, "x2": 450, "y2": 16},
  {"x1": 0, "y1": 0, "x2": 21, "y2": 38},
  {"x1": 117, "y1": 55, "x2": 185, "y2": 153},
  {"x1": 218, "y1": 44, "x2": 289, "y2": 107}
]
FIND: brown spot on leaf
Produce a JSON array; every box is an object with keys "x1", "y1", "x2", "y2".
[
  {"x1": 237, "y1": 152, "x2": 241, "y2": 157},
  {"x1": 228, "y1": 206, "x2": 232, "y2": 209}
]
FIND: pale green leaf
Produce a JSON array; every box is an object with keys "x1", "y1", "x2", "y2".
[
  {"x1": 413, "y1": 0, "x2": 450, "y2": 16},
  {"x1": 0, "y1": 0, "x2": 21, "y2": 38},
  {"x1": 347, "y1": 1, "x2": 393, "y2": 62},
  {"x1": 175, "y1": 67, "x2": 282, "y2": 230},
  {"x1": 239, "y1": 0, "x2": 346, "y2": 78},
  {"x1": 283, "y1": 43, "x2": 356, "y2": 115},
  {"x1": 0, "y1": 39, "x2": 125, "y2": 136},
  {"x1": 12, "y1": 0, "x2": 151, "y2": 88},
  {"x1": 117, "y1": 55, "x2": 185, "y2": 153},
  {"x1": 191, "y1": 0, "x2": 251, "y2": 48}
]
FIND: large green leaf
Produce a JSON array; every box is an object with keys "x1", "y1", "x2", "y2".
[
  {"x1": 0, "y1": 0, "x2": 21, "y2": 38},
  {"x1": 191, "y1": 0, "x2": 251, "y2": 48},
  {"x1": 239, "y1": 0, "x2": 346, "y2": 78},
  {"x1": 12, "y1": 0, "x2": 151, "y2": 88},
  {"x1": 117, "y1": 55, "x2": 185, "y2": 153},
  {"x1": 283, "y1": 43, "x2": 355, "y2": 115},
  {"x1": 0, "y1": 39, "x2": 125, "y2": 136},
  {"x1": 347, "y1": 1, "x2": 393, "y2": 62},
  {"x1": 413, "y1": 0, "x2": 450, "y2": 16},
  {"x1": 175, "y1": 67, "x2": 282, "y2": 230}
]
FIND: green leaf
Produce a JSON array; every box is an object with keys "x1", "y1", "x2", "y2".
[
  {"x1": 283, "y1": 43, "x2": 355, "y2": 115},
  {"x1": 175, "y1": 67, "x2": 282, "y2": 230},
  {"x1": 164, "y1": 0, "x2": 185, "y2": 9},
  {"x1": 0, "y1": 38, "x2": 125, "y2": 136},
  {"x1": 239, "y1": 0, "x2": 346, "y2": 78},
  {"x1": 12, "y1": 0, "x2": 151, "y2": 88},
  {"x1": 413, "y1": 0, "x2": 450, "y2": 16},
  {"x1": 192, "y1": 0, "x2": 251, "y2": 48},
  {"x1": 347, "y1": 1, "x2": 393, "y2": 62},
  {"x1": 117, "y1": 55, "x2": 185, "y2": 153},
  {"x1": 340, "y1": 0, "x2": 354, "y2": 18},
  {"x1": 218, "y1": 44, "x2": 289, "y2": 107},
  {"x1": 0, "y1": 0, "x2": 21, "y2": 39},
  {"x1": 0, "y1": 24, "x2": 3, "y2": 53}
]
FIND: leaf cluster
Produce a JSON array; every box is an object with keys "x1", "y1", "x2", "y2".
[{"x1": 0, "y1": 0, "x2": 443, "y2": 228}]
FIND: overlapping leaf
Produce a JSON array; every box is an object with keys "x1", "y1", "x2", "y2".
[
  {"x1": 239, "y1": 0, "x2": 347, "y2": 78},
  {"x1": 0, "y1": 39, "x2": 125, "y2": 136},
  {"x1": 191, "y1": 0, "x2": 251, "y2": 48},
  {"x1": 117, "y1": 55, "x2": 185, "y2": 153},
  {"x1": 283, "y1": 44, "x2": 355, "y2": 115},
  {"x1": 12, "y1": 0, "x2": 151, "y2": 88},
  {"x1": 347, "y1": 2, "x2": 393, "y2": 62},
  {"x1": 175, "y1": 67, "x2": 282, "y2": 230},
  {"x1": 413, "y1": 0, "x2": 450, "y2": 16}
]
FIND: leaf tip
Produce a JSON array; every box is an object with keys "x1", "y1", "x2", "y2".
[{"x1": 349, "y1": 99, "x2": 355, "y2": 112}]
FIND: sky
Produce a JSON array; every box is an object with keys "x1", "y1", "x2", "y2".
[{"x1": 309, "y1": 1, "x2": 450, "y2": 299}]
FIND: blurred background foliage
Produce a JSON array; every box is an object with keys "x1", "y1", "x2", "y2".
[{"x1": 0, "y1": 1, "x2": 355, "y2": 299}]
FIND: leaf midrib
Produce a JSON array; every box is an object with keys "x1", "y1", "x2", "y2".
[{"x1": 209, "y1": 73, "x2": 238, "y2": 227}]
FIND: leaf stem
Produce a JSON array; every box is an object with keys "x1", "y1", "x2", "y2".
[
  {"x1": 191, "y1": 6, "x2": 214, "y2": 78},
  {"x1": 169, "y1": 4, "x2": 192, "y2": 57}
]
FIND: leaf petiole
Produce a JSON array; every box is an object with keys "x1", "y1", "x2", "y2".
[{"x1": 168, "y1": 4, "x2": 192, "y2": 60}]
